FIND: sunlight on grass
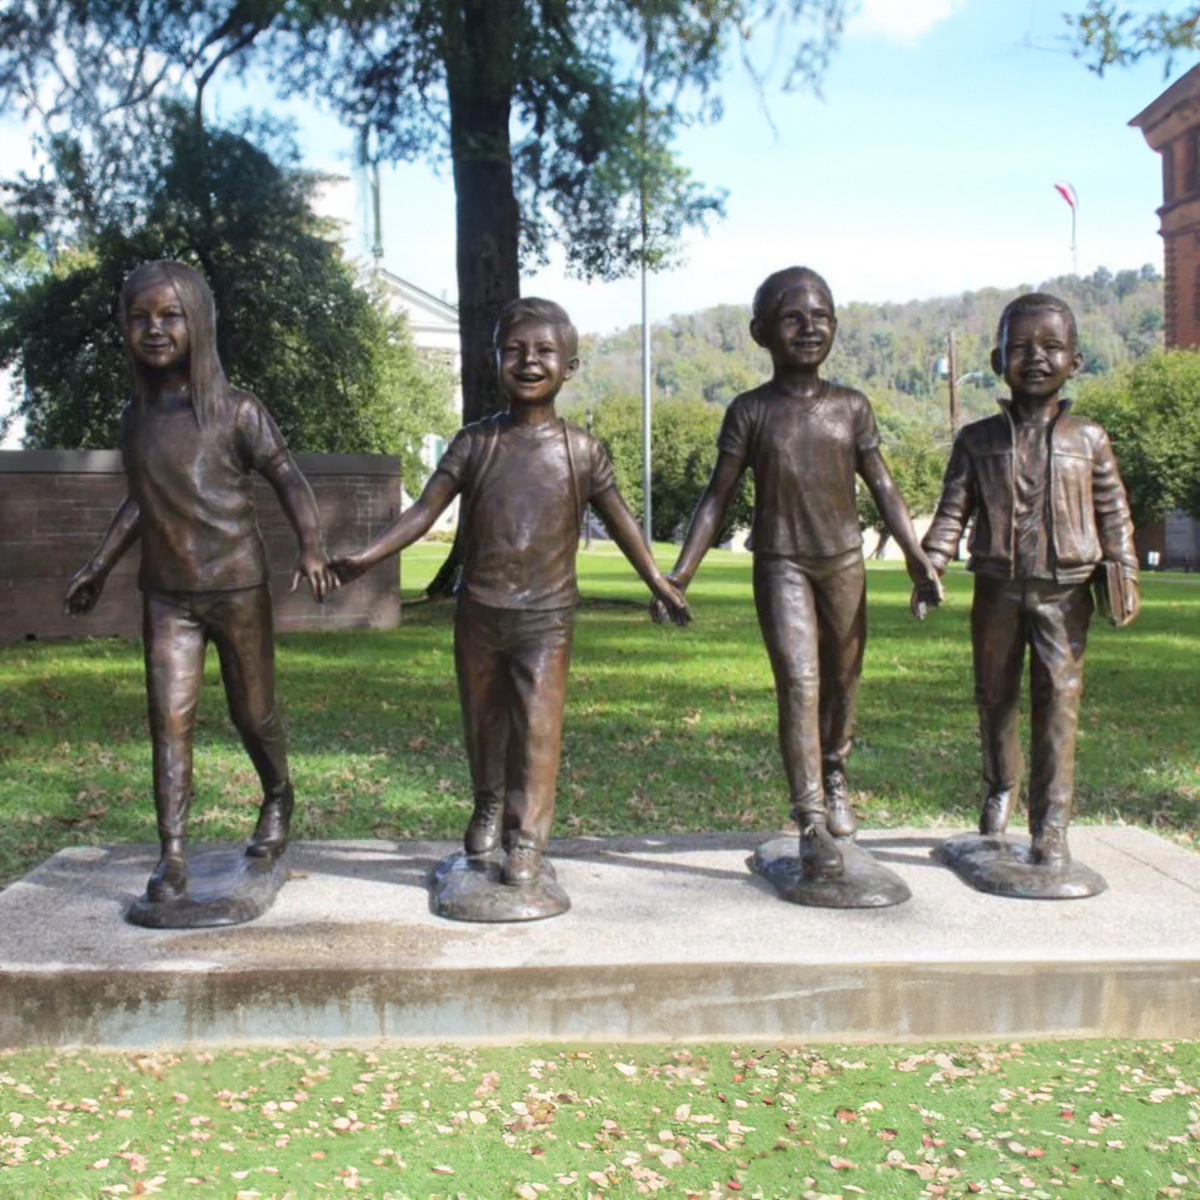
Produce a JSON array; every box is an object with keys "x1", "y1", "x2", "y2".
[
  {"x1": 3, "y1": 1039, "x2": 1199, "y2": 1199},
  {"x1": 1, "y1": 547, "x2": 1197, "y2": 887}
]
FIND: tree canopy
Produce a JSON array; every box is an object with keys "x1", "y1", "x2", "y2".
[
  {"x1": 1075, "y1": 348, "x2": 1200, "y2": 527},
  {"x1": 0, "y1": 104, "x2": 455, "y2": 479},
  {"x1": 1069, "y1": 2, "x2": 1200, "y2": 75},
  {"x1": 0, "y1": 0, "x2": 850, "y2": 425}
]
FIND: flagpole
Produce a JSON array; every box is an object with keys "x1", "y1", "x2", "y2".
[{"x1": 1055, "y1": 181, "x2": 1078, "y2": 276}]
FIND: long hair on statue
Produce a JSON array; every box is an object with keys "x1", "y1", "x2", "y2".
[{"x1": 120, "y1": 260, "x2": 229, "y2": 429}]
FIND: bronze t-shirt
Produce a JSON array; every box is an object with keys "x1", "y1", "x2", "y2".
[
  {"x1": 717, "y1": 381, "x2": 880, "y2": 557},
  {"x1": 434, "y1": 413, "x2": 616, "y2": 610},
  {"x1": 120, "y1": 389, "x2": 289, "y2": 593}
]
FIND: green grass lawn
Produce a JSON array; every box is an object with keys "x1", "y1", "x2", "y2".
[
  {"x1": 4, "y1": 1039, "x2": 1200, "y2": 1199},
  {"x1": 1, "y1": 544, "x2": 1196, "y2": 890},
  {"x1": 1, "y1": 548, "x2": 1199, "y2": 1196}
]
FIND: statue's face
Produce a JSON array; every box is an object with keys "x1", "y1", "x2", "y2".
[
  {"x1": 126, "y1": 280, "x2": 191, "y2": 373},
  {"x1": 994, "y1": 309, "x2": 1081, "y2": 401},
  {"x1": 757, "y1": 282, "x2": 836, "y2": 371},
  {"x1": 497, "y1": 318, "x2": 578, "y2": 405}
]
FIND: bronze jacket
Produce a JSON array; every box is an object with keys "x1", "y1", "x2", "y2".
[{"x1": 922, "y1": 400, "x2": 1138, "y2": 584}]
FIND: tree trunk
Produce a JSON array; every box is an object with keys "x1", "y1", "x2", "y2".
[{"x1": 425, "y1": 0, "x2": 521, "y2": 598}]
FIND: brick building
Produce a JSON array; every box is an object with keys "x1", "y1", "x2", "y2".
[
  {"x1": 1131, "y1": 64, "x2": 1200, "y2": 347},
  {"x1": 1129, "y1": 68, "x2": 1200, "y2": 565}
]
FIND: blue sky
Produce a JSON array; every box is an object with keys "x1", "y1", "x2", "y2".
[{"x1": 2, "y1": 0, "x2": 1192, "y2": 336}]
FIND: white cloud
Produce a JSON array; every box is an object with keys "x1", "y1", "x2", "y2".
[{"x1": 850, "y1": 0, "x2": 967, "y2": 46}]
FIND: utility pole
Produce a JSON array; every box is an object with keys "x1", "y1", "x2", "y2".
[
  {"x1": 584, "y1": 407, "x2": 594, "y2": 550},
  {"x1": 947, "y1": 331, "x2": 961, "y2": 436},
  {"x1": 639, "y1": 41, "x2": 653, "y2": 548}
]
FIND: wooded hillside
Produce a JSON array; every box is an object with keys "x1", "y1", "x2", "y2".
[{"x1": 570, "y1": 265, "x2": 1164, "y2": 439}]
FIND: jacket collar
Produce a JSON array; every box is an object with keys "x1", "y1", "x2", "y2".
[{"x1": 996, "y1": 396, "x2": 1073, "y2": 418}]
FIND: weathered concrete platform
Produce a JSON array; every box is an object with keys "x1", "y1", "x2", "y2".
[{"x1": 2, "y1": 827, "x2": 1200, "y2": 1048}]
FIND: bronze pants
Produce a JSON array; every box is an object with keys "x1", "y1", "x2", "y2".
[
  {"x1": 753, "y1": 552, "x2": 866, "y2": 818},
  {"x1": 143, "y1": 587, "x2": 289, "y2": 843},
  {"x1": 971, "y1": 575, "x2": 1093, "y2": 832},
  {"x1": 454, "y1": 598, "x2": 575, "y2": 851}
]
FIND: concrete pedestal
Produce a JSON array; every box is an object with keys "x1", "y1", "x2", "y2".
[{"x1": 2, "y1": 827, "x2": 1199, "y2": 1048}]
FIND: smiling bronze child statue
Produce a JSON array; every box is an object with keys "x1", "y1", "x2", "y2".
[
  {"x1": 64, "y1": 261, "x2": 335, "y2": 927},
  {"x1": 923, "y1": 292, "x2": 1139, "y2": 899},
  {"x1": 332, "y1": 297, "x2": 690, "y2": 921},
  {"x1": 656, "y1": 266, "x2": 942, "y2": 908}
]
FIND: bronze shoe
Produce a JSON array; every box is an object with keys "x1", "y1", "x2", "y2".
[
  {"x1": 823, "y1": 769, "x2": 857, "y2": 839},
  {"x1": 979, "y1": 789, "x2": 1015, "y2": 836},
  {"x1": 799, "y1": 820, "x2": 844, "y2": 880},
  {"x1": 464, "y1": 797, "x2": 503, "y2": 856},
  {"x1": 147, "y1": 839, "x2": 188, "y2": 902},
  {"x1": 247, "y1": 783, "x2": 294, "y2": 859},
  {"x1": 502, "y1": 844, "x2": 543, "y2": 886},
  {"x1": 1030, "y1": 824, "x2": 1071, "y2": 869}
]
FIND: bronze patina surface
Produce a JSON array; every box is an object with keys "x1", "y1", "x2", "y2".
[
  {"x1": 923, "y1": 293, "x2": 1139, "y2": 898},
  {"x1": 751, "y1": 836, "x2": 911, "y2": 908},
  {"x1": 657, "y1": 268, "x2": 939, "y2": 902},
  {"x1": 65, "y1": 261, "x2": 332, "y2": 926},
  {"x1": 332, "y1": 299, "x2": 689, "y2": 919},
  {"x1": 429, "y1": 851, "x2": 570, "y2": 922}
]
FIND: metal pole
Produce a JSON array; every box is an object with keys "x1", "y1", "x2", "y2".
[
  {"x1": 947, "y1": 331, "x2": 961, "y2": 436},
  {"x1": 639, "y1": 59, "x2": 652, "y2": 547},
  {"x1": 585, "y1": 407, "x2": 594, "y2": 550},
  {"x1": 641, "y1": 254, "x2": 652, "y2": 547}
]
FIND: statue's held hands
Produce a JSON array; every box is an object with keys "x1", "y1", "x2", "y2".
[
  {"x1": 906, "y1": 551, "x2": 944, "y2": 621},
  {"x1": 329, "y1": 552, "x2": 371, "y2": 588},
  {"x1": 650, "y1": 574, "x2": 691, "y2": 627},
  {"x1": 291, "y1": 550, "x2": 338, "y2": 603}
]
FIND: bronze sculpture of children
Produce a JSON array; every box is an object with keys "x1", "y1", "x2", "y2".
[
  {"x1": 658, "y1": 266, "x2": 941, "y2": 897},
  {"x1": 333, "y1": 297, "x2": 689, "y2": 917},
  {"x1": 924, "y1": 292, "x2": 1139, "y2": 896},
  {"x1": 65, "y1": 261, "x2": 334, "y2": 922}
]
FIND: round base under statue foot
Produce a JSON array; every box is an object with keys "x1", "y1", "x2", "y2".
[
  {"x1": 126, "y1": 847, "x2": 287, "y2": 928},
  {"x1": 936, "y1": 833, "x2": 1107, "y2": 900},
  {"x1": 749, "y1": 836, "x2": 911, "y2": 909},
  {"x1": 430, "y1": 851, "x2": 570, "y2": 922}
]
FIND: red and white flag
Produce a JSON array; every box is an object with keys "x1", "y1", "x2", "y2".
[{"x1": 1054, "y1": 181, "x2": 1078, "y2": 210}]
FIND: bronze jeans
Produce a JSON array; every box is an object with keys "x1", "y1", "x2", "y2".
[
  {"x1": 970, "y1": 575, "x2": 1093, "y2": 832},
  {"x1": 454, "y1": 598, "x2": 575, "y2": 850},
  {"x1": 143, "y1": 586, "x2": 289, "y2": 842},
  {"x1": 752, "y1": 552, "x2": 866, "y2": 818}
]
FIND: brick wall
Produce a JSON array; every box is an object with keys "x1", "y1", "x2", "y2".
[{"x1": 0, "y1": 450, "x2": 403, "y2": 641}]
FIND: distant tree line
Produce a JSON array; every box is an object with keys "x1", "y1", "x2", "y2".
[{"x1": 568, "y1": 266, "x2": 1167, "y2": 538}]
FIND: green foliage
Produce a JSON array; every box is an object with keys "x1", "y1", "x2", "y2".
[
  {"x1": 0, "y1": 1, "x2": 851, "y2": 438},
  {"x1": 0, "y1": 105, "x2": 454, "y2": 476},
  {"x1": 572, "y1": 266, "x2": 1165, "y2": 439},
  {"x1": 1075, "y1": 347, "x2": 1200, "y2": 526},
  {"x1": 1069, "y1": 0, "x2": 1200, "y2": 75},
  {"x1": 564, "y1": 394, "x2": 753, "y2": 542},
  {"x1": 857, "y1": 426, "x2": 948, "y2": 538}
]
